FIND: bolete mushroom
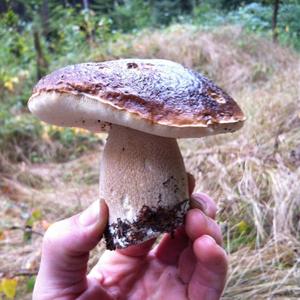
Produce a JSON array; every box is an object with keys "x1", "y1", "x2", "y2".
[{"x1": 28, "y1": 59, "x2": 245, "y2": 250}]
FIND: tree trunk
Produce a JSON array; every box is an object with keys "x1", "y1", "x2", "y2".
[
  {"x1": 272, "y1": 0, "x2": 280, "y2": 43},
  {"x1": 83, "y1": 0, "x2": 89, "y2": 10},
  {"x1": 33, "y1": 30, "x2": 48, "y2": 80},
  {"x1": 41, "y1": 0, "x2": 50, "y2": 42}
]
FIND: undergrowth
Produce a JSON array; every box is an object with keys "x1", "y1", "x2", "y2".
[{"x1": 0, "y1": 25, "x2": 299, "y2": 299}]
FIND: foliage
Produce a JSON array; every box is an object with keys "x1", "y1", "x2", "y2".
[
  {"x1": 0, "y1": 1, "x2": 300, "y2": 166},
  {"x1": 191, "y1": 2, "x2": 300, "y2": 49},
  {"x1": 0, "y1": 278, "x2": 17, "y2": 299},
  {"x1": 111, "y1": 0, "x2": 151, "y2": 32},
  {"x1": 192, "y1": 4, "x2": 225, "y2": 27},
  {"x1": 26, "y1": 276, "x2": 36, "y2": 293},
  {"x1": 227, "y1": 2, "x2": 300, "y2": 49},
  {"x1": 1, "y1": 2, "x2": 300, "y2": 299},
  {"x1": 228, "y1": 3, "x2": 272, "y2": 32},
  {"x1": 0, "y1": 10, "x2": 35, "y2": 107},
  {"x1": 0, "y1": 112, "x2": 44, "y2": 162},
  {"x1": 220, "y1": 0, "x2": 259, "y2": 10},
  {"x1": 0, "y1": 110, "x2": 101, "y2": 163},
  {"x1": 0, "y1": 20, "x2": 299, "y2": 299},
  {"x1": 277, "y1": 3, "x2": 300, "y2": 49}
]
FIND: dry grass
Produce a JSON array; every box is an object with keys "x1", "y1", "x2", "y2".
[{"x1": 0, "y1": 25, "x2": 299, "y2": 299}]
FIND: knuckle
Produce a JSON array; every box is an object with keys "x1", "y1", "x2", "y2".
[
  {"x1": 215, "y1": 223, "x2": 223, "y2": 245},
  {"x1": 208, "y1": 217, "x2": 223, "y2": 244},
  {"x1": 43, "y1": 221, "x2": 63, "y2": 246},
  {"x1": 208, "y1": 203, "x2": 217, "y2": 218}
]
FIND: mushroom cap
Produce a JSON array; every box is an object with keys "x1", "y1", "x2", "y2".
[{"x1": 28, "y1": 59, "x2": 245, "y2": 138}]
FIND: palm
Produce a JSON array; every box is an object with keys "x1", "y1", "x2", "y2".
[
  {"x1": 89, "y1": 225, "x2": 227, "y2": 300},
  {"x1": 33, "y1": 193, "x2": 228, "y2": 300}
]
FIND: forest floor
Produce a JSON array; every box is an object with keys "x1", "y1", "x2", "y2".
[{"x1": 0, "y1": 25, "x2": 300, "y2": 299}]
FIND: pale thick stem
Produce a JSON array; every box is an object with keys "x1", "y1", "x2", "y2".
[{"x1": 99, "y1": 125, "x2": 189, "y2": 249}]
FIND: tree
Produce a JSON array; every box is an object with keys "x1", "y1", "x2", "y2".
[
  {"x1": 41, "y1": 0, "x2": 50, "y2": 41},
  {"x1": 272, "y1": 0, "x2": 280, "y2": 42},
  {"x1": 33, "y1": 30, "x2": 49, "y2": 79}
]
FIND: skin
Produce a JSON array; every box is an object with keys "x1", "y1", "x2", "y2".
[{"x1": 33, "y1": 176, "x2": 228, "y2": 300}]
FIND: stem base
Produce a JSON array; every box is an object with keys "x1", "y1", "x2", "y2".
[{"x1": 104, "y1": 199, "x2": 189, "y2": 250}]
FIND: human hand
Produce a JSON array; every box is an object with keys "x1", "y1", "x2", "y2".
[{"x1": 33, "y1": 179, "x2": 228, "y2": 300}]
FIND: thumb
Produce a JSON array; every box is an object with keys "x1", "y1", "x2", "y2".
[{"x1": 34, "y1": 200, "x2": 108, "y2": 298}]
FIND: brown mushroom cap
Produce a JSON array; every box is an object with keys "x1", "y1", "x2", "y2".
[{"x1": 28, "y1": 59, "x2": 245, "y2": 138}]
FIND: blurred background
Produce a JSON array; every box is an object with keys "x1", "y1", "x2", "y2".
[{"x1": 0, "y1": 0, "x2": 300, "y2": 299}]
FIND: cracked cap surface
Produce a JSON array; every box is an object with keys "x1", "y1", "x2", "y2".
[{"x1": 28, "y1": 59, "x2": 245, "y2": 138}]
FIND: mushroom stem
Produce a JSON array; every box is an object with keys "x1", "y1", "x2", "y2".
[{"x1": 100, "y1": 125, "x2": 189, "y2": 250}]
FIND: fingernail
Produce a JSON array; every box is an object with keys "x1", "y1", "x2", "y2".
[
  {"x1": 190, "y1": 194, "x2": 207, "y2": 211},
  {"x1": 187, "y1": 173, "x2": 195, "y2": 193},
  {"x1": 79, "y1": 201, "x2": 100, "y2": 226}
]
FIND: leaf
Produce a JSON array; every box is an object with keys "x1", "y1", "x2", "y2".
[
  {"x1": 237, "y1": 220, "x2": 251, "y2": 235},
  {"x1": 25, "y1": 208, "x2": 43, "y2": 228},
  {"x1": 4, "y1": 81, "x2": 14, "y2": 92},
  {"x1": 3, "y1": 77, "x2": 18, "y2": 92},
  {"x1": 26, "y1": 276, "x2": 36, "y2": 292},
  {"x1": 23, "y1": 227, "x2": 32, "y2": 242},
  {"x1": 1, "y1": 278, "x2": 17, "y2": 299},
  {"x1": 0, "y1": 230, "x2": 5, "y2": 241},
  {"x1": 25, "y1": 218, "x2": 34, "y2": 227},
  {"x1": 31, "y1": 209, "x2": 42, "y2": 221}
]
